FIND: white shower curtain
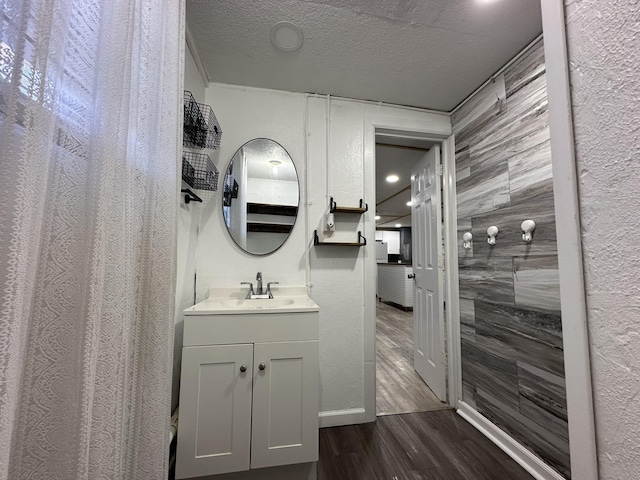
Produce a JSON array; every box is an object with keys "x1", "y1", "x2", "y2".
[{"x1": 0, "y1": 0, "x2": 184, "y2": 478}]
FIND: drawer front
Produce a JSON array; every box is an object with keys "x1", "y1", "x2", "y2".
[{"x1": 183, "y1": 312, "x2": 319, "y2": 346}]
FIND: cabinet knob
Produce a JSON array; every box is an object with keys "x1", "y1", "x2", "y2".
[
  {"x1": 239, "y1": 365, "x2": 247, "y2": 373},
  {"x1": 408, "y1": 273, "x2": 416, "y2": 279},
  {"x1": 259, "y1": 363, "x2": 266, "y2": 371}
]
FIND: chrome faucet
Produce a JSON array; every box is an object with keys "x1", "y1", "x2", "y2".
[
  {"x1": 241, "y1": 273, "x2": 278, "y2": 299},
  {"x1": 256, "y1": 272, "x2": 263, "y2": 295}
]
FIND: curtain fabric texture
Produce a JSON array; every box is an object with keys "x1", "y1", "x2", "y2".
[{"x1": 0, "y1": 0, "x2": 184, "y2": 478}]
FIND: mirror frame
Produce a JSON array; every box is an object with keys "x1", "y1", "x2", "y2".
[{"x1": 222, "y1": 138, "x2": 300, "y2": 257}]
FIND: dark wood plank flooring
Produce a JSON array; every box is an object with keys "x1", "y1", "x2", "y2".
[
  {"x1": 318, "y1": 410, "x2": 534, "y2": 480},
  {"x1": 377, "y1": 301, "x2": 447, "y2": 415}
]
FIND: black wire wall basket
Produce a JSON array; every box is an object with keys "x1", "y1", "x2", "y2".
[
  {"x1": 183, "y1": 91, "x2": 222, "y2": 149},
  {"x1": 182, "y1": 152, "x2": 219, "y2": 191}
]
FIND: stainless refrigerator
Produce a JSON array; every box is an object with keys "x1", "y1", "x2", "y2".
[{"x1": 375, "y1": 242, "x2": 388, "y2": 263}]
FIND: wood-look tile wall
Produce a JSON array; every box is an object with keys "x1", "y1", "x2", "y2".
[{"x1": 452, "y1": 40, "x2": 570, "y2": 479}]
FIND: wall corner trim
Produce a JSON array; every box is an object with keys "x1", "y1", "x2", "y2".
[
  {"x1": 318, "y1": 408, "x2": 367, "y2": 428},
  {"x1": 185, "y1": 24, "x2": 210, "y2": 85},
  {"x1": 457, "y1": 402, "x2": 565, "y2": 480},
  {"x1": 540, "y1": 1, "x2": 599, "y2": 479}
]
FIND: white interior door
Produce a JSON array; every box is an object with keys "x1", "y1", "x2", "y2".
[{"x1": 411, "y1": 145, "x2": 446, "y2": 401}]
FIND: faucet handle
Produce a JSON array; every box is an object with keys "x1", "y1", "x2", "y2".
[
  {"x1": 266, "y1": 282, "x2": 279, "y2": 298},
  {"x1": 240, "y1": 282, "x2": 254, "y2": 298},
  {"x1": 256, "y1": 271, "x2": 262, "y2": 280}
]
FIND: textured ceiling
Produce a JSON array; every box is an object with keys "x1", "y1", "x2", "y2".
[{"x1": 186, "y1": 0, "x2": 542, "y2": 111}]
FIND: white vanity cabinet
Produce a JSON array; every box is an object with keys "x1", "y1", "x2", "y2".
[
  {"x1": 176, "y1": 292, "x2": 319, "y2": 480},
  {"x1": 250, "y1": 341, "x2": 319, "y2": 470},
  {"x1": 177, "y1": 343, "x2": 253, "y2": 478}
]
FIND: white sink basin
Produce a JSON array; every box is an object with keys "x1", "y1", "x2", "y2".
[
  {"x1": 211, "y1": 298, "x2": 295, "y2": 309},
  {"x1": 184, "y1": 286, "x2": 319, "y2": 315}
]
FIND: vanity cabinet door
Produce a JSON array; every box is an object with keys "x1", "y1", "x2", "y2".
[
  {"x1": 176, "y1": 344, "x2": 254, "y2": 479},
  {"x1": 250, "y1": 340, "x2": 319, "y2": 469}
]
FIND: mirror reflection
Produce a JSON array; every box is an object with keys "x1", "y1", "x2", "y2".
[{"x1": 223, "y1": 138, "x2": 299, "y2": 255}]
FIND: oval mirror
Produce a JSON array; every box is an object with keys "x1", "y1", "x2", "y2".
[{"x1": 222, "y1": 138, "x2": 299, "y2": 255}]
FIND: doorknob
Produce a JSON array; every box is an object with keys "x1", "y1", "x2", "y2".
[{"x1": 408, "y1": 273, "x2": 415, "y2": 279}]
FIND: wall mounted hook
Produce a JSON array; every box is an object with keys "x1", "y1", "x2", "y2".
[
  {"x1": 487, "y1": 226, "x2": 499, "y2": 245},
  {"x1": 462, "y1": 232, "x2": 473, "y2": 249},
  {"x1": 521, "y1": 220, "x2": 536, "y2": 243}
]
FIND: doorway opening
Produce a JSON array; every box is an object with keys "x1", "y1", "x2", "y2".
[{"x1": 374, "y1": 133, "x2": 449, "y2": 417}]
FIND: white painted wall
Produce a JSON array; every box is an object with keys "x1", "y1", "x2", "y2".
[
  {"x1": 196, "y1": 83, "x2": 451, "y2": 419},
  {"x1": 246, "y1": 178, "x2": 298, "y2": 206},
  {"x1": 565, "y1": 1, "x2": 640, "y2": 478},
  {"x1": 198, "y1": 84, "x2": 307, "y2": 295},
  {"x1": 173, "y1": 43, "x2": 208, "y2": 411}
]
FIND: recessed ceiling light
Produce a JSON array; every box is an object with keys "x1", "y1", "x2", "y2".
[
  {"x1": 386, "y1": 174, "x2": 399, "y2": 183},
  {"x1": 270, "y1": 22, "x2": 304, "y2": 52},
  {"x1": 395, "y1": 223, "x2": 402, "y2": 228},
  {"x1": 375, "y1": 215, "x2": 381, "y2": 220},
  {"x1": 406, "y1": 201, "x2": 412, "y2": 206}
]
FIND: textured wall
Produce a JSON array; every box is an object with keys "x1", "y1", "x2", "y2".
[
  {"x1": 172, "y1": 44, "x2": 208, "y2": 412},
  {"x1": 453, "y1": 41, "x2": 570, "y2": 478},
  {"x1": 564, "y1": 1, "x2": 640, "y2": 478}
]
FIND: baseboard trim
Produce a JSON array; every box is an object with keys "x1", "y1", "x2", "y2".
[
  {"x1": 457, "y1": 401, "x2": 565, "y2": 480},
  {"x1": 318, "y1": 408, "x2": 367, "y2": 428}
]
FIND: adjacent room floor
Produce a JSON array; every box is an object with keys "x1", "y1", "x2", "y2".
[
  {"x1": 318, "y1": 409, "x2": 534, "y2": 480},
  {"x1": 376, "y1": 301, "x2": 446, "y2": 415},
  {"x1": 317, "y1": 302, "x2": 532, "y2": 479}
]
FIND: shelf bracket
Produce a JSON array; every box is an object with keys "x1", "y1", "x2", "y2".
[
  {"x1": 182, "y1": 188, "x2": 202, "y2": 204},
  {"x1": 358, "y1": 231, "x2": 367, "y2": 245},
  {"x1": 329, "y1": 197, "x2": 337, "y2": 213}
]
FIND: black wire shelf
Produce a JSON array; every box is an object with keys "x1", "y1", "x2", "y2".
[
  {"x1": 182, "y1": 152, "x2": 219, "y2": 191},
  {"x1": 183, "y1": 91, "x2": 222, "y2": 149}
]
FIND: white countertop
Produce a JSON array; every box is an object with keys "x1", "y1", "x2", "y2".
[{"x1": 184, "y1": 286, "x2": 320, "y2": 315}]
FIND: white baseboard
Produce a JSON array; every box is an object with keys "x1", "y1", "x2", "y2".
[
  {"x1": 318, "y1": 408, "x2": 367, "y2": 428},
  {"x1": 457, "y1": 401, "x2": 565, "y2": 480}
]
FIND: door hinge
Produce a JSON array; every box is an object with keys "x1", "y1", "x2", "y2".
[
  {"x1": 438, "y1": 255, "x2": 445, "y2": 271},
  {"x1": 436, "y1": 164, "x2": 444, "y2": 176}
]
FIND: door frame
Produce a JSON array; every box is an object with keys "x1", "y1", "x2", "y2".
[{"x1": 363, "y1": 112, "x2": 460, "y2": 422}]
